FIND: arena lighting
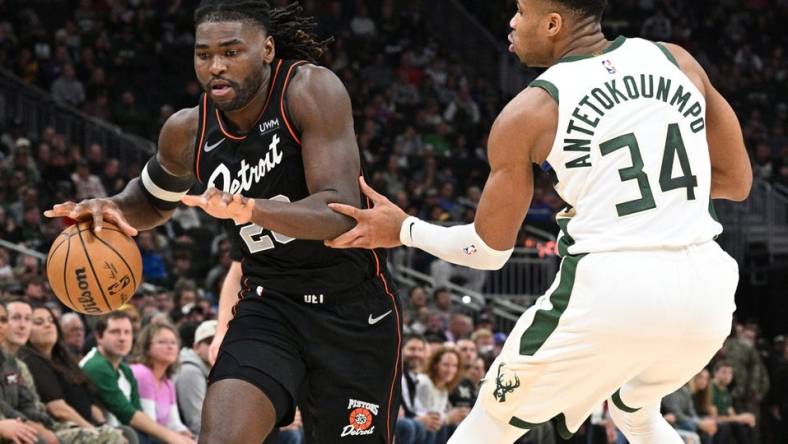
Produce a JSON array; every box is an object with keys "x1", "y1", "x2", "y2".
[{"x1": 462, "y1": 295, "x2": 472, "y2": 304}]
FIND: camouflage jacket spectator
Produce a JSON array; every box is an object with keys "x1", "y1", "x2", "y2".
[
  {"x1": 0, "y1": 349, "x2": 53, "y2": 426},
  {"x1": 723, "y1": 337, "x2": 770, "y2": 412}
]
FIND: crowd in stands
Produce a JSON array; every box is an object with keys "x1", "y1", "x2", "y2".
[{"x1": 0, "y1": 0, "x2": 786, "y2": 443}]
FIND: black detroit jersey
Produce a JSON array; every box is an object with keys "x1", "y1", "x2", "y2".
[{"x1": 193, "y1": 59, "x2": 384, "y2": 295}]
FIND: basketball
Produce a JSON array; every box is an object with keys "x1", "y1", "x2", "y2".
[{"x1": 46, "y1": 221, "x2": 142, "y2": 314}]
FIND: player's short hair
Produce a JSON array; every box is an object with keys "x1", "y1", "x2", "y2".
[
  {"x1": 550, "y1": 0, "x2": 608, "y2": 20},
  {"x1": 94, "y1": 311, "x2": 132, "y2": 337},
  {"x1": 194, "y1": 0, "x2": 333, "y2": 63}
]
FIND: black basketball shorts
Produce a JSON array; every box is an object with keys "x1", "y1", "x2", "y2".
[{"x1": 209, "y1": 275, "x2": 403, "y2": 444}]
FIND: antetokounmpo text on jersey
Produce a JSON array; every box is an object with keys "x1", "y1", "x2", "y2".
[{"x1": 562, "y1": 74, "x2": 705, "y2": 169}]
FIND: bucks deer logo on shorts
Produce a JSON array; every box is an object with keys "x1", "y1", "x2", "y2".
[
  {"x1": 340, "y1": 399, "x2": 378, "y2": 438},
  {"x1": 493, "y1": 362, "x2": 520, "y2": 403}
]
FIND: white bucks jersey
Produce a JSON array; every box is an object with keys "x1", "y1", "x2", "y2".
[{"x1": 532, "y1": 36, "x2": 722, "y2": 256}]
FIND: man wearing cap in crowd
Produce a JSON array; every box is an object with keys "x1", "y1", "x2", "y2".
[{"x1": 175, "y1": 319, "x2": 215, "y2": 436}]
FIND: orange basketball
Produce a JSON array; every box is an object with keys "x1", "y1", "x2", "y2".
[{"x1": 46, "y1": 221, "x2": 142, "y2": 314}]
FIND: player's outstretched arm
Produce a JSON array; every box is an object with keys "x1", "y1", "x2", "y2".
[
  {"x1": 44, "y1": 107, "x2": 198, "y2": 235},
  {"x1": 327, "y1": 88, "x2": 553, "y2": 270},
  {"x1": 662, "y1": 43, "x2": 752, "y2": 202}
]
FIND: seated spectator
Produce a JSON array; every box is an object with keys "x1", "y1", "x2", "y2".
[
  {"x1": 131, "y1": 322, "x2": 192, "y2": 439},
  {"x1": 662, "y1": 380, "x2": 716, "y2": 443},
  {"x1": 71, "y1": 158, "x2": 107, "y2": 200},
  {"x1": 59, "y1": 312, "x2": 86, "y2": 358},
  {"x1": 81, "y1": 311, "x2": 195, "y2": 444},
  {"x1": 0, "y1": 301, "x2": 58, "y2": 444},
  {"x1": 712, "y1": 361, "x2": 757, "y2": 443},
  {"x1": 414, "y1": 346, "x2": 463, "y2": 444},
  {"x1": 397, "y1": 334, "x2": 433, "y2": 444},
  {"x1": 4, "y1": 299, "x2": 123, "y2": 444},
  {"x1": 19, "y1": 305, "x2": 130, "y2": 443},
  {"x1": 449, "y1": 339, "x2": 479, "y2": 411},
  {"x1": 175, "y1": 320, "x2": 216, "y2": 436}
]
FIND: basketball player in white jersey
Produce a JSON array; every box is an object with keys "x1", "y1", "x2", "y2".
[{"x1": 325, "y1": 0, "x2": 752, "y2": 442}]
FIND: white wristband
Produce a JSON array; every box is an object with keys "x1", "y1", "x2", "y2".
[{"x1": 398, "y1": 216, "x2": 513, "y2": 270}]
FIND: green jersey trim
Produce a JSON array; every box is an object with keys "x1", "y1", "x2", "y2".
[
  {"x1": 529, "y1": 79, "x2": 560, "y2": 103},
  {"x1": 612, "y1": 389, "x2": 641, "y2": 413},
  {"x1": 519, "y1": 254, "x2": 585, "y2": 356},
  {"x1": 510, "y1": 414, "x2": 573, "y2": 439},
  {"x1": 655, "y1": 42, "x2": 680, "y2": 68},
  {"x1": 557, "y1": 36, "x2": 627, "y2": 63}
]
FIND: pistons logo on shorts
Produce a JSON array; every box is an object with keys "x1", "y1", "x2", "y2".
[{"x1": 340, "y1": 399, "x2": 379, "y2": 438}]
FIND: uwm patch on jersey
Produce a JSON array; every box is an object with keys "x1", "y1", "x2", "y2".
[{"x1": 192, "y1": 58, "x2": 383, "y2": 296}]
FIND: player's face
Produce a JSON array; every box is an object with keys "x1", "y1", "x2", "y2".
[
  {"x1": 195, "y1": 21, "x2": 274, "y2": 111},
  {"x1": 508, "y1": 0, "x2": 559, "y2": 67},
  {"x1": 5, "y1": 302, "x2": 32, "y2": 348}
]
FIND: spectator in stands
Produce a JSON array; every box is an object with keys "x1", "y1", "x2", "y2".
[
  {"x1": 113, "y1": 91, "x2": 151, "y2": 138},
  {"x1": 138, "y1": 231, "x2": 168, "y2": 285},
  {"x1": 447, "y1": 339, "x2": 478, "y2": 433},
  {"x1": 60, "y1": 312, "x2": 86, "y2": 358},
  {"x1": 3, "y1": 299, "x2": 124, "y2": 444},
  {"x1": 81, "y1": 312, "x2": 194, "y2": 444},
  {"x1": 71, "y1": 158, "x2": 107, "y2": 200},
  {"x1": 471, "y1": 328, "x2": 495, "y2": 361},
  {"x1": 723, "y1": 322, "x2": 770, "y2": 421},
  {"x1": 662, "y1": 380, "x2": 717, "y2": 443},
  {"x1": 19, "y1": 305, "x2": 131, "y2": 443},
  {"x1": 445, "y1": 313, "x2": 473, "y2": 343},
  {"x1": 130, "y1": 322, "x2": 192, "y2": 439},
  {"x1": 398, "y1": 334, "x2": 434, "y2": 444},
  {"x1": 0, "y1": 301, "x2": 51, "y2": 444},
  {"x1": 175, "y1": 320, "x2": 215, "y2": 436},
  {"x1": 431, "y1": 287, "x2": 453, "y2": 325},
  {"x1": 711, "y1": 361, "x2": 757, "y2": 443},
  {"x1": 414, "y1": 346, "x2": 463, "y2": 443},
  {"x1": 51, "y1": 63, "x2": 85, "y2": 107}
]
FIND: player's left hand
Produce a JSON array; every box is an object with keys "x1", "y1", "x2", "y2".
[
  {"x1": 325, "y1": 176, "x2": 407, "y2": 249},
  {"x1": 181, "y1": 187, "x2": 254, "y2": 224}
]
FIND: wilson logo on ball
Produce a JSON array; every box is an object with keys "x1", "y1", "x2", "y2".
[{"x1": 74, "y1": 267, "x2": 101, "y2": 314}]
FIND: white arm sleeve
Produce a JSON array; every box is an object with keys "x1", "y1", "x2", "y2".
[{"x1": 399, "y1": 216, "x2": 513, "y2": 270}]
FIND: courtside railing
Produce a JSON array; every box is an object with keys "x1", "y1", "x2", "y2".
[{"x1": 0, "y1": 69, "x2": 154, "y2": 165}]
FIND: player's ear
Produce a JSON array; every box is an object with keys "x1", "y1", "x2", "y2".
[
  {"x1": 263, "y1": 35, "x2": 275, "y2": 63},
  {"x1": 545, "y1": 12, "x2": 563, "y2": 38}
]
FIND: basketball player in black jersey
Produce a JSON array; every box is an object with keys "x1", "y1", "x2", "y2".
[{"x1": 45, "y1": 1, "x2": 402, "y2": 443}]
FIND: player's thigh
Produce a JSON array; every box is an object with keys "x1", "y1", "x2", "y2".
[
  {"x1": 200, "y1": 378, "x2": 278, "y2": 443},
  {"x1": 301, "y1": 287, "x2": 402, "y2": 443},
  {"x1": 614, "y1": 337, "x2": 725, "y2": 412}
]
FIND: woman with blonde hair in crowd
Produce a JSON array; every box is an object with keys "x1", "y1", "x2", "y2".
[
  {"x1": 130, "y1": 322, "x2": 192, "y2": 439},
  {"x1": 414, "y1": 346, "x2": 464, "y2": 444}
]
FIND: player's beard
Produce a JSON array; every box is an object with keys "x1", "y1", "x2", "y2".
[{"x1": 213, "y1": 65, "x2": 265, "y2": 112}]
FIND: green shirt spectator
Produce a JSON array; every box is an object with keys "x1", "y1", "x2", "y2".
[{"x1": 81, "y1": 348, "x2": 141, "y2": 426}]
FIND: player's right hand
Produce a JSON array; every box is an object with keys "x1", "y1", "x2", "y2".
[{"x1": 44, "y1": 199, "x2": 138, "y2": 236}]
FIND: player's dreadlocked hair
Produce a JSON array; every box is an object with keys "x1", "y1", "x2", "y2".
[
  {"x1": 194, "y1": 0, "x2": 334, "y2": 63},
  {"x1": 552, "y1": 0, "x2": 608, "y2": 19}
]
